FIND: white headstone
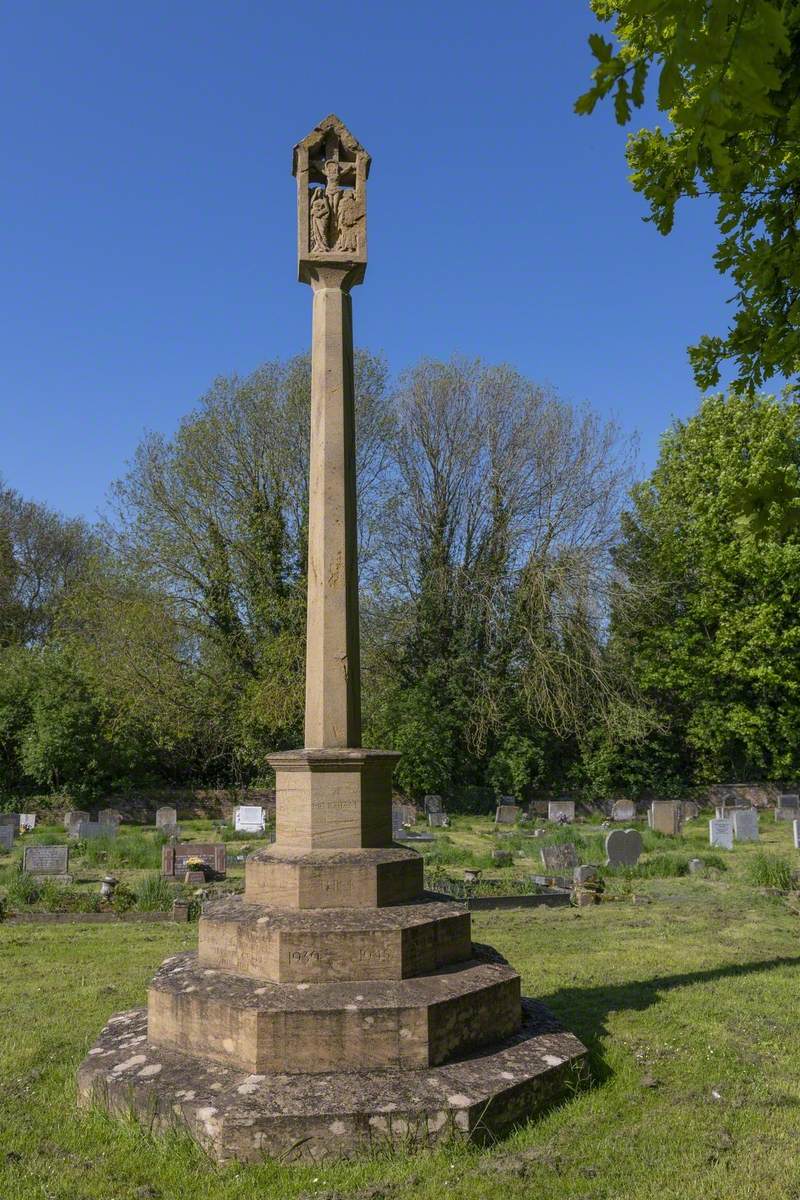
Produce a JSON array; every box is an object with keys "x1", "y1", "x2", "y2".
[
  {"x1": 548, "y1": 800, "x2": 575, "y2": 823},
  {"x1": 732, "y1": 808, "x2": 759, "y2": 842},
  {"x1": 234, "y1": 805, "x2": 265, "y2": 833},
  {"x1": 19, "y1": 813, "x2": 36, "y2": 831},
  {"x1": 709, "y1": 818, "x2": 734, "y2": 850},
  {"x1": 605, "y1": 828, "x2": 643, "y2": 867},
  {"x1": 793, "y1": 819, "x2": 800, "y2": 850}
]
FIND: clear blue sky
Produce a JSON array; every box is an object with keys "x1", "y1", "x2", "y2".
[{"x1": 2, "y1": 1, "x2": 736, "y2": 522}]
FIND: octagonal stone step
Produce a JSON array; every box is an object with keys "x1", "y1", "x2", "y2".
[
  {"x1": 245, "y1": 845, "x2": 424, "y2": 909},
  {"x1": 198, "y1": 896, "x2": 472, "y2": 984},
  {"x1": 148, "y1": 950, "x2": 521, "y2": 1074},
  {"x1": 79, "y1": 999, "x2": 588, "y2": 1163}
]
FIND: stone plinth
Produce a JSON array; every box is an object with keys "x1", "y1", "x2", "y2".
[
  {"x1": 78, "y1": 999, "x2": 587, "y2": 1164},
  {"x1": 269, "y1": 748, "x2": 398, "y2": 850},
  {"x1": 198, "y1": 897, "x2": 472, "y2": 982},
  {"x1": 245, "y1": 846, "x2": 423, "y2": 909}
]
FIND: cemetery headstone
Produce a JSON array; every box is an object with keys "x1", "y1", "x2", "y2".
[
  {"x1": 23, "y1": 844, "x2": 70, "y2": 880},
  {"x1": 780, "y1": 794, "x2": 799, "y2": 809},
  {"x1": 162, "y1": 842, "x2": 226, "y2": 880},
  {"x1": 78, "y1": 821, "x2": 115, "y2": 841},
  {"x1": 650, "y1": 800, "x2": 682, "y2": 836},
  {"x1": 709, "y1": 817, "x2": 734, "y2": 850},
  {"x1": 495, "y1": 804, "x2": 520, "y2": 825},
  {"x1": 548, "y1": 800, "x2": 575, "y2": 823},
  {"x1": 775, "y1": 806, "x2": 797, "y2": 822},
  {"x1": 0, "y1": 813, "x2": 20, "y2": 838},
  {"x1": 156, "y1": 806, "x2": 178, "y2": 830},
  {"x1": 99, "y1": 809, "x2": 123, "y2": 827},
  {"x1": 610, "y1": 799, "x2": 636, "y2": 822},
  {"x1": 428, "y1": 811, "x2": 447, "y2": 828},
  {"x1": 392, "y1": 808, "x2": 405, "y2": 838},
  {"x1": 234, "y1": 805, "x2": 266, "y2": 833},
  {"x1": 732, "y1": 808, "x2": 759, "y2": 843},
  {"x1": 681, "y1": 801, "x2": 700, "y2": 821},
  {"x1": 605, "y1": 828, "x2": 643, "y2": 867},
  {"x1": 688, "y1": 858, "x2": 703, "y2": 874},
  {"x1": 424, "y1": 795, "x2": 443, "y2": 815},
  {"x1": 793, "y1": 819, "x2": 800, "y2": 850},
  {"x1": 19, "y1": 813, "x2": 36, "y2": 831},
  {"x1": 64, "y1": 810, "x2": 89, "y2": 836},
  {"x1": 540, "y1": 842, "x2": 580, "y2": 872},
  {"x1": 498, "y1": 795, "x2": 516, "y2": 806},
  {"x1": 491, "y1": 849, "x2": 513, "y2": 866},
  {"x1": 0, "y1": 825, "x2": 13, "y2": 852}
]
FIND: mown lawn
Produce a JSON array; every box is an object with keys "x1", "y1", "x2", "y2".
[{"x1": 2, "y1": 818, "x2": 800, "y2": 1199}]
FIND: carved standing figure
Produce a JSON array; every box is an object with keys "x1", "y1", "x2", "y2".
[
  {"x1": 335, "y1": 190, "x2": 361, "y2": 253},
  {"x1": 309, "y1": 189, "x2": 330, "y2": 252}
]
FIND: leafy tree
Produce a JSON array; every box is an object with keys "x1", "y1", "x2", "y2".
[
  {"x1": 606, "y1": 389, "x2": 800, "y2": 786},
  {"x1": 0, "y1": 480, "x2": 95, "y2": 647},
  {"x1": 577, "y1": 1, "x2": 800, "y2": 392}
]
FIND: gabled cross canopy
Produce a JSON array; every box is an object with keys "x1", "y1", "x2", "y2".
[{"x1": 292, "y1": 114, "x2": 371, "y2": 178}]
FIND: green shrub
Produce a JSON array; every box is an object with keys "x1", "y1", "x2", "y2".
[
  {"x1": 110, "y1": 882, "x2": 137, "y2": 914},
  {"x1": 134, "y1": 873, "x2": 175, "y2": 912},
  {"x1": 747, "y1": 853, "x2": 793, "y2": 890}
]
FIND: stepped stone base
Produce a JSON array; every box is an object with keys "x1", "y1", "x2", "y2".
[
  {"x1": 148, "y1": 949, "x2": 521, "y2": 1073},
  {"x1": 199, "y1": 896, "x2": 472, "y2": 982},
  {"x1": 77, "y1": 1000, "x2": 588, "y2": 1164}
]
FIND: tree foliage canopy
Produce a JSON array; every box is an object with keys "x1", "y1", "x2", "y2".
[{"x1": 577, "y1": 1, "x2": 800, "y2": 392}]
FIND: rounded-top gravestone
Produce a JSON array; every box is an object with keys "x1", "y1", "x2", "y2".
[{"x1": 605, "y1": 828, "x2": 643, "y2": 867}]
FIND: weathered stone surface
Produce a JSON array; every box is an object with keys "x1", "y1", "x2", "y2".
[
  {"x1": 732, "y1": 808, "x2": 758, "y2": 842},
  {"x1": 539, "y1": 843, "x2": 579, "y2": 872},
  {"x1": 78, "y1": 999, "x2": 587, "y2": 1164},
  {"x1": 245, "y1": 845, "x2": 423, "y2": 909},
  {"x1": 650, "y1": 801, "x2": 682, "y2": 836},
  {"x1": 268, "y1": 748, "x2": 398, "y2": 851},
  {"x1": 156, "y1": 806, "x2": 178, "y2": 829},
  {"x1": 0, "y1": 825, "x2": 13, "y2": 851},
  {"x1": 610, "y1": 799, "x2": 636, "y2": 822},
  {"x1": 495, "y1": 805, "x2": 520, "y2": 826},
  {"x1": 23, "y1": 844, "x2": 69, "y2": 875},
  {"x1": 147, "y1": 950, "x2": 521, "y2": 1074},
  {"x1": 198, "y1": 897, "x2": 472, "y2": 983}
]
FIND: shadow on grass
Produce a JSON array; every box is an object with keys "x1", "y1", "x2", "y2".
[{"x1": 539, "y1": 954, "x2": 800, "y2": 1081}]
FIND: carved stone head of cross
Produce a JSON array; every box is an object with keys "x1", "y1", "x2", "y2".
[{"x1": 293, "y1": 114, "x2": 370, "y2": 286}]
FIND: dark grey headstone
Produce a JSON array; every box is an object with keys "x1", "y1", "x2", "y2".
[
  {"x1": 732, "y1": 808, "x2": 758, "y2": 842},
  {"x1": 424, "y1": 795, "x2": 443, "y2": 815},
  {"x1": 428, "y1": 812, "x2": 446, "y2": 828},
  {"x1": 23, "y1": 844, "x2": 69, "y2": 875},
  {"x1": 0, "y1": 813, "x2": 20, "y2": 837},
  {"x1": 605, "y1": 828, "x2": 643, "y2": 867},
  {"x1": 78, "y1": 821, "x2": 115, "y2": 840},
  {"x1": 0, "y1": 826, "x2": 13, "y2": 851}
]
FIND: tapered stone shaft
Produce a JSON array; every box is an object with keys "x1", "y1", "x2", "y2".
[{"x1": 304, "y1": 271, "x2": 361, "y2": 749}]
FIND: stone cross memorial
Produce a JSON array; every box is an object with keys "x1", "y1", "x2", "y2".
[
  {"x1": 79, "y1": 114, "x2": 587, "y2": 1163},
  {"x1": 709, "y1": 818, "x2": 734, "y2": 850}
]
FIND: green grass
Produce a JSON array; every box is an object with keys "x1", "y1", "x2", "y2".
[
  {"x1": 2, "y1": 816, "x2": 800, "y2": 1198},
  {"x1": 747, "y1": 851, "x2": 794, "y2": 890}
]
